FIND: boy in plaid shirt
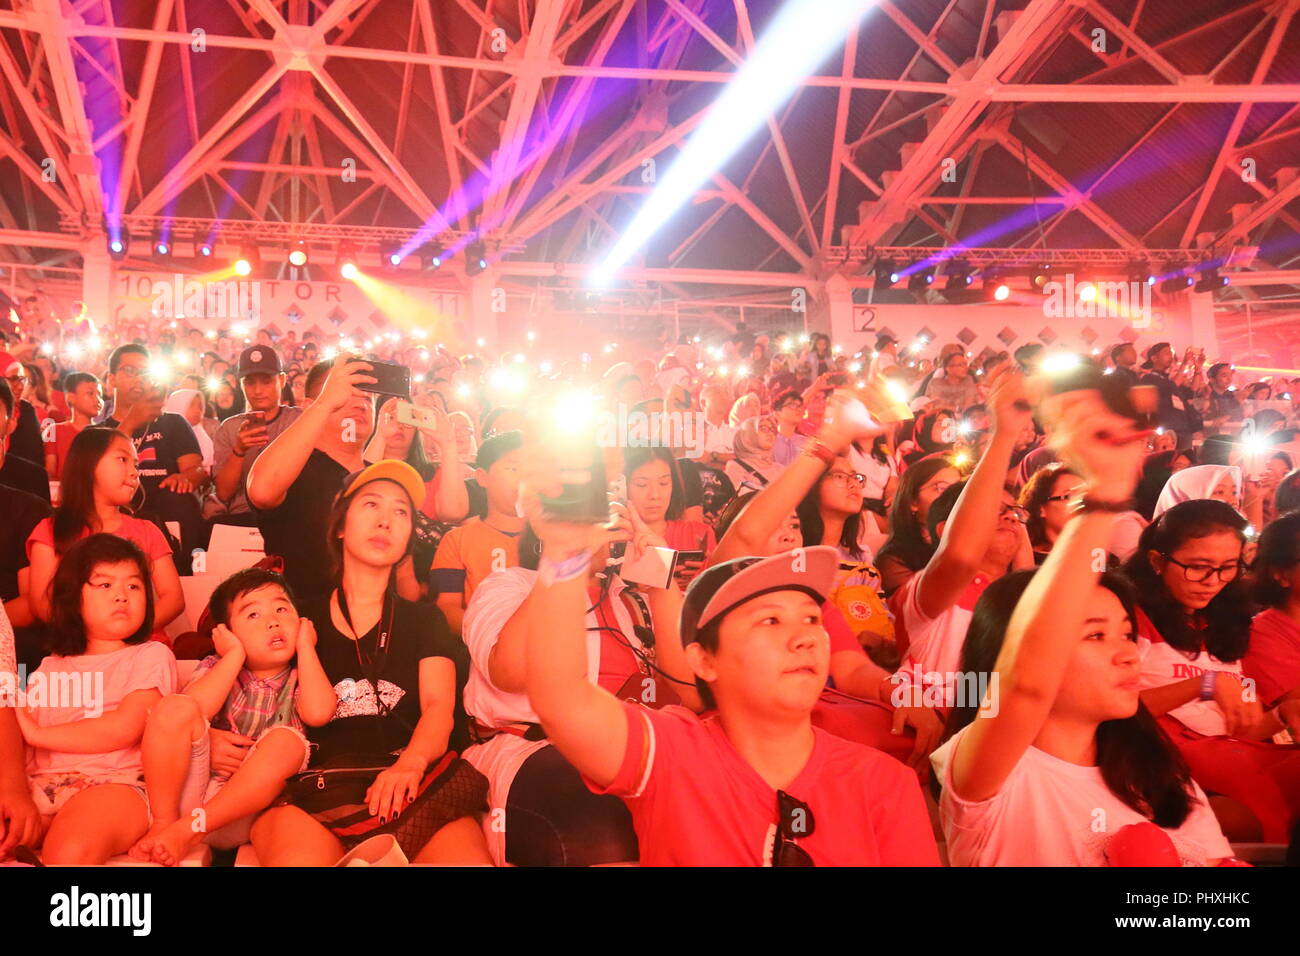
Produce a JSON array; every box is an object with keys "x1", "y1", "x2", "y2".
[{"x1": 129, "y1": 568, "x2": 337, "y2": 864}]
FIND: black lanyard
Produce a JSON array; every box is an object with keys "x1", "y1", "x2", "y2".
[{"x1": 337, "y1": 585, "x2": 396, "y2": 718}]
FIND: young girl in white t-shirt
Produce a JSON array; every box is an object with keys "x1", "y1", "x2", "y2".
[
  {"x1": 16, "y1": 533, "x2": 176, "y2": 863},
  {"x1": 930, "y1": 390, "x2": 1237, "y2": 867}
]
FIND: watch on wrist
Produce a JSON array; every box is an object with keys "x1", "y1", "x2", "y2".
[{"x1": 1199, "y1": 670, "x2": 1218, "y2": 701}]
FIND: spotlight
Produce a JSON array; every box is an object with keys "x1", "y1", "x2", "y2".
[
  {"x1": 873, "y1": 258, "x2": 898, "y2": 289},
  {"x1": 153, "y1": 230, "x2": 171, "y2": 256},
  {"x1": 337, "y1": 242, "x2": 359, "y2": 281},
  {"x1": 107, "y1": 235, "x2": 128, "y2": 260},
  {"x1": 944, "y1": 262, "x2": 974, "y2": 293},
  {"x1": 1194, "y1": 267, "x2": 1229, "y2": 293},
  {"x1": 907, "y1": 265, "x2": 936, "y2": 295},
  {"x1": 1077, "y1": 281, "x2": 1097, "y2": 302},
  {"x1": 465, "y1": 240, "x2": 487, "y2": 276},
  {"x1": 1030, "y1": 263, "x2": 1052, "y2": 290},
  {"x1": 983, "y1": 272, "x2": 1010, "y2": 302},
  {"x1": 234, "y1": 244, "x2": 259, "y2": 277},
  {"x1": 381, "y1": 242, "x2": 404, "y2": 270},
  {"x1": 198, "y1": 240, "x2": 214, "y2": 258},
  {"x1": 1160, "y1": 265, "x2": 1193, "y2": 294},
  {"x1": 423, "y1": 242, "x2": 445, "y2": 270},
  {"x1": 1127, "y1": 260, "x2": 1153, "y2": 286},
  {"x1": 288, "y1": 240, "x2": 308, "y2": 267}
]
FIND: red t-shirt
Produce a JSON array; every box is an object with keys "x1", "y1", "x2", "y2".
[
  {"x1": 587, "y1": 701, "x2": 940, "y2": 866},
  {"x1": 1244, "y1": 608, "x2": 1300, "y2": 708},
  {"x1": 43, "y1": 420, "x2": 83, "y2": 479}
]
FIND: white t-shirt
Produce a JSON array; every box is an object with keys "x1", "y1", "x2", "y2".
[
  {"x1": 703, "y1": 421, "x2": 736, "y2": 456},
  {"x1": 847, "y1": 445, "x2": 895, "y2": 501},
  {"x1": 1137, "y1": 633, "x2": 1242, "y2": 737},
  {"x1": 889, "y1": 572, "x2": 992, "y2": 694},
  {"x1": 931, "y1": 725, "x2": 1233, "y2": 866}
]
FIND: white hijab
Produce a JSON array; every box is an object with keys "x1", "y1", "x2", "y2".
[
  {"x1": 163, "y1": 388, "x2": 214, "y2": 468},
  {"x1": 1152, "y1": 464, "x2": 1241, "y2": 520}
]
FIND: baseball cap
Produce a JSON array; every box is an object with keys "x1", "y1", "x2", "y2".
[
  {"x1": 475, "y1": 429, "x2": 523, "y2": 472},
  {"x1": 237, "y1": 346, "x2": 282, "y2": 378},
  {"x1": 341, "y1": 459, "x2": 426, "y2": 510},
  {"x1": 679, "y1": 546, "x2": 840, "y2": 648}
]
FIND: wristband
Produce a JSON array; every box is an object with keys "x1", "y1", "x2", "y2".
[
  {"x1": 1199, "y1": 670, "x2": 1218, "y2": 702},
  {"x1": 539, "y1": 549, "x2": 593, "y2": 585},
  {"x1": 1069, "y1": 495, "x2": 1135, "y2": 515},
  {"x1": 803, "y1": 439, "x2": 837, "y2": 467}
]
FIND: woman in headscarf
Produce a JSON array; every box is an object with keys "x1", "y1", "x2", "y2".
[
  {"x1": 163, "y1": 387, "x2": 215, "y2": 469},
  {"x1": 1152, "y1": 464, "x2": 1241, "y2": 520},
  {"x1": 725, "y1": 414, "x2": 781, "y2": 493}
]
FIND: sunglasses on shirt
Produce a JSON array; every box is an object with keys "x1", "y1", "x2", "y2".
[{"x1": 770, "y1": 790, "x2": 816, "y2": 867}]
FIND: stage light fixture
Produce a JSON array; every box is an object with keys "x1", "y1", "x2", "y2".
[
  {"x1": 288, "y1": 240, "x2": 308, "y2": 267},
  {"x1": 873, "y1": 258, "x2": 898, "y2": 289},
  {"x1": 907, "y1": 266, "x2": 935, "y2": 296},
  {"x1": 465, "y1": 240, "x2": 487, "y2": 276},
  {"x1": 107, "y1": 235, "x2": 128, "y2": 260},
  {"x1": 234, "y1": 244, "x2": 259, "y2": 277},
  {"x1": 381, "y1": 242, "x2": 404, "y2": 270},
  {"x1": 337, "y1": 242, "x2": 359, "y2": 281},
  {"x1": 944, "y1": 262, "x2": 973, "y2": 293},
  {"x1": 153, "y1": 230, "x2": 171, "y2": 256},
  {"x1": 198, "y1": 240, "x2": 214, "y2": 258},
  {"x1": 1160, "y1": 265, "x2": 1193, "y2": 294},
  {"x1": 1030, "y1": 263, "x2": 1052, "y2": 290},
  {"x1": 982, "y1": 271, "x2": 1010, "y2": 302},
  {"x1": 1194, "y1": 267, "x2": 1229, "y2": 293},
  {"x1": 423, "y1": 242, "x2": 445, "y2": 270},
  {"x1": 1127, "y1": 260, "x2": 1153, "y2": 286}
]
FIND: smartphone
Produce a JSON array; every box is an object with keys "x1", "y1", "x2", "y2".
[
  {"x1": 539, "y1": 441, "x2": 610, "y2": 523},
  {"x1": 247, "y1": 410, "x2": 266, "y2": 426},
  {"x1": 394, "y1": 399, "x2": 437, "y2": 430},
  {"x1": 675, "y1": 549, "x2": 705, "y2": 564},
  {"x1": 356, "y1": 359, "x2": 411, "y2": 399}
]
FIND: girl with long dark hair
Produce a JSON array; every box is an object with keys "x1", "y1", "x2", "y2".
[
  {"x1": 873, "y1": 453, "x2": 961, "y2": 595},
  {"x1": 1125, "y1": 498, "x2": 1300, "y2": 842},
  {"x1": 931, "y1": 390, "x2": 1235, "y2": 865},
  {"x1": 25, "y1": 427, "x2": 183, "y2": 640}
]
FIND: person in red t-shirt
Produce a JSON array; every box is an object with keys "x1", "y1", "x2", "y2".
[
  {"x1": 519, "y1": 452, "x2": 939, "y2": 865},
  {"x1": 44, "y1": 371, "x2": 102, "y2": 480}
]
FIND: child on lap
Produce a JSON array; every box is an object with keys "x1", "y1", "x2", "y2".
[{"x1": 130, "y1": 568, "x2": 336, "y2": 865}]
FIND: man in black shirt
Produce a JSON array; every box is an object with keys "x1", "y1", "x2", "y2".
[
  {"x1": 1139, "y1": 342, "x2": 1201, "y2": 444},
  {"x1": 104, "y1": 344, "x2": 208, "y2": 567},
  {"x1": 248, "y1": 356, "x2": 376, "y2": 600},
  {"x1": 0, "y1": 378, "x2": 49, "y2": 503},
  {"x1": 1202, "y1": 362, "x2": 1242, "y2": 430},
  {"x1": 1108, "y1": 342, "x2": 1139, "y2": 391},
  {"x1": 3, "y1": 360, "x2": 43, "y2": 467}
]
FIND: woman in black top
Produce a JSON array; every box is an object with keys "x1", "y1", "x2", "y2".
[{"x1": 249, "y1": 460, "x2": 489, "y2": 865}]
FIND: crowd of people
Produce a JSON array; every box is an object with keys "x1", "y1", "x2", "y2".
[{"x1": 2, "y1": 309, "x2": 1300, "y2": 867}]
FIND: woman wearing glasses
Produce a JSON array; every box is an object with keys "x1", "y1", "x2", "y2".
[{"x1": 1124, "y1": 498, "x2": 1300, "y2": 842}]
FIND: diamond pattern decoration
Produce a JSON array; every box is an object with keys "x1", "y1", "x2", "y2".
[
  {"x1": 1119, "y1": 326, "x2": 1139, "y2": 343},
  {"x1": 1038, "y1": 327, "x2": 1057, "y2": 344},
  {"x1": 997, "y1": 326, "x2": 1017, "y2": 346},
  {"x1": 917, "y1": 326, "x2": 936, "y2": 343},
  {"x1": 1079, "y1": 326, "x2": 1098, "y2": 345},
  {"x1": 327, "y1": 307, "x2": 348, "y2": 327},
  {"x1": 283, "y1": 305, "x2": 303, "y2": 326},
  {"x1": 956, "y1": 327, "x2": 976, "y2": 346}
]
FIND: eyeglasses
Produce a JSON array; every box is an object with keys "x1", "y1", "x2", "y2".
[
  {"x1": 826, "y1": 471, "x2": 867, "y2": 488},
  {"x1": 1044, "y1": 493, "x2": 1077, "y2": 503},
  {"x1": 114, "y1": 365, "x2": 147, "y2": 379},
  {"x1": 1160, "y1": 554, "x2": 1244, "y2": 583},
  {"x1": 999, "y1": 504, "x2": 1030, "y2": 523},
  {"x1": 771, "y1": 790, "x2": 815, "y2": 867}
]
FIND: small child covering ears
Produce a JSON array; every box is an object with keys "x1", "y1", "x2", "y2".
[{"x1": 130, "y1": 568, "x2": 336, "y2": 865}]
